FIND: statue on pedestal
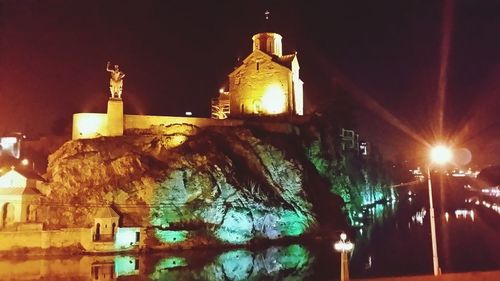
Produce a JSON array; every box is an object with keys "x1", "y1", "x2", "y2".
[{"x1": 106, "y1": 61, "x2": 126, "y2": 99}]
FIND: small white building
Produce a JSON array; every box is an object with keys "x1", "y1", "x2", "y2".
[
  {"x1": 91, "y1": 206, "x2": 142, "y2": 252},
  {"x1": 0, "y1": 167, "x2": 43, "y2": 227},
  {"x1": 93, "y1": 206, "x2": 120, "y2": 242}
]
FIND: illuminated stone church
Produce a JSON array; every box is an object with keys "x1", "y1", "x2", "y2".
[
  {"x1": 212, "y1": 32, "x2": 304, "y2": 119},
  {"x1": 73, "y1": 29, "x2": 304, "y2": 140}
]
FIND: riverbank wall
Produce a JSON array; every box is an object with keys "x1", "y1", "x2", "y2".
[
  {"x1": 0, "y1": 226, "x2": 144, "y2": 254},
  {"x1": 0, "y1": 228, "x2": 92, "y2": 252},
  {"x1": 354, "y1": 270, "x2": 500, "y2": 281}
]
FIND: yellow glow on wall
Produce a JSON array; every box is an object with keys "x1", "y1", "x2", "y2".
[
  {"x1": 76, "y1": 115, "x2": 106, "y2": 138},
  {"x1": 262, "y1": 84, "x2": 286, "y2": 114},
  {"x1": 168, "y1": 135, "x2": 188, "y2": 148}
]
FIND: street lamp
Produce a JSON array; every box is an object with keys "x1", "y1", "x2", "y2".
[
  {"x1": 427, "y1": 145, "x2": 452, "y2": 276},
  {"x1": 21, "y1": 158, "x2": 35, "y2": 170},
  {"x1": 334, "y1": 232, "x2": 354, "y2": 281}
]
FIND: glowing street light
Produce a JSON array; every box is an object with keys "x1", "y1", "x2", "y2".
[
  {"x1": 334, "y1": 232, "x2": 354, "y2": 281},
  {"x1": 430, "y1": 145, "x2": 452, "y2": 165},
  {"x1": 427, "y1": 144, "x2": 452, "y2": 276},
  {"x1": 20, "y1": 158, "x2": 35, "y2": 170}
]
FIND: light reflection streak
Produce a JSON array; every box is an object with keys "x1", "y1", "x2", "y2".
[
  {"x1": 411, "y1": 207, "x2": 427, "y2": 225},
  {"x1": 453, "y1": 209, "x2": 475, "y2": 222},
  {"x1": 466, "y1": 196, "x2": 500, "y2": 215},
  {"x1": 435, "y1": 0, "x2": 455, "y2": 137}
]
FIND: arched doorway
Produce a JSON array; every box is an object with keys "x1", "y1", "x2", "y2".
[
  {"x1": 26, "y1": 204, "x2": 36, "y2": 222},
  {"x1": 2, "y1": 203, "x2": 15, "y2": 227},
  {"x1": 94, "y1": 223, "x2": 101, "y2": 241}
]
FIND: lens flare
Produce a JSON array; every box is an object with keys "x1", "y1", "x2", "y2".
[{"x1": 455, "y1": 147, "x2": 472, "y2": 165}]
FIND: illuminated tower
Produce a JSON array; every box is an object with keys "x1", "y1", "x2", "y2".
[
  {"x1": 252, "y1": 32, "x2": 283, "y2": 57},
  {"x1": 212, "y1": 12, "x2": 304, "y2": 119}
]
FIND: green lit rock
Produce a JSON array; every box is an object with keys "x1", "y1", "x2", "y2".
[
  {"x1": 42, "y1": 124, "x2": 346, "y2": 246},
  {"x1": 199, "y1": 244, "x2": 313, "y2": 280},
  {"x1": 215, "y1": 208, "x2": 254, "y2": 244},
  {"x1": 155, "y1": 230, "x2": 189, "y2": 243}
]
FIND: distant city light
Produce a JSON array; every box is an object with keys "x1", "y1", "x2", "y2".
[
  {"x1": 0, "y1": 137, "x2": 17, "y2": 145},
  {"x1": 185, "y1": 112, "x2": 192, "y2": 116}
]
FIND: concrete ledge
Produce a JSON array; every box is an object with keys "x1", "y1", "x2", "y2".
[{"x1": 354, "y1": 270, "x2": 500, "y2": 281}]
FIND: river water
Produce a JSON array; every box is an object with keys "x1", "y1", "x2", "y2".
[{"x1": 2, "y1": 177, "x2": 500, "y2": 280}]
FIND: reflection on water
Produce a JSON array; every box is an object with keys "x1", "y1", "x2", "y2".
[
  {"x1": 2, "y1": 191, "x2": 499, "y2": 280},
  {"x1": 411, "y1": 207, "x2": 426, "y2": 225},
  {"x1": 0, "y1": 244, "x2": 315, "y2": 281},
  {"x1": 350, "y1": 187, "x2": 500, "y2": 278},
  {"x1": 467, "y1": 196, "x2": 500, "y2": 215}
]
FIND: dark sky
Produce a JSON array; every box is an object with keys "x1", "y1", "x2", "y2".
[{"x1": 0, "y1": 0, "x2": 499, "y2": 167}]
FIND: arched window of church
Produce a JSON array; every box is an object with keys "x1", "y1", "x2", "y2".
[
  {"x1": 254, "y1": 39, "x2": 259, "y2": 50},
  {"x1": 2, "y1": 203, "x2": 14, "y2": 227},
  {"x1": 94, "y1": 223, "x2": 101, "y2": 241},
  {"x1": 241, "y1": 104, "x2": 245, "y2": 114}
]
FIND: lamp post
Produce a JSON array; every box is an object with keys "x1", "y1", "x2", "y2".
[
  {"x1": 427, "y1": 145, "x2": 452, "y2": 276},
  {"x1": 334, "y1": 232, "x2": 354, "y2": 281}
]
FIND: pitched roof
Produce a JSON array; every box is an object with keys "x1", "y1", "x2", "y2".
[
  {"x1": 229, "y1": 50, "x2": 296, "y2": 77},
  {"x1": 0, "y1": 167, "x2": 46, "y2": 182},
  {"x1": 273, "y1": 53, "x2": 296, "y2": 69},
  {"x1": 95, "y1": 206, "x2": 120, "y2": 218}
]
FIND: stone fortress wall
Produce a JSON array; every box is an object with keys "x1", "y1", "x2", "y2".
[
  {"x1": 72, "y1": 111, "x2": 306, "y2": 139},
  {"x1": 72, "y1": 98, "x2": 303, "y2": 140},
  {"x1": 72, "y1": 109, "x2": 246, "y2": 140}
]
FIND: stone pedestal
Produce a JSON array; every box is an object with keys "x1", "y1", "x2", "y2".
[{"x1": 107, "y1": 98, "x2": 124, "y2": 136}]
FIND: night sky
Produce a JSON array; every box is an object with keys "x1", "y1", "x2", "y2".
[{"x1": 1, "y1": 0, "x2": 499, "y2": 166}]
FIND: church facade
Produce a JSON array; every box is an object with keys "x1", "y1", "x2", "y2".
[{"x1": 212, "y1": 32, "x2": 304, "y2": 119}]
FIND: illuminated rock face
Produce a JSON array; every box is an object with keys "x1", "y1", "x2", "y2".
[{"x1": 42, "y1": 124, "x2": 344, "y2": 246}]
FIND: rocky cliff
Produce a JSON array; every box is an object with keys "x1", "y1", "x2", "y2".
[{"x1": 39, "y1": 124, "x2": 346, "y2": 246}]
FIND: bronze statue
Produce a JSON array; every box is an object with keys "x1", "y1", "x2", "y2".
[{"x1": 106, "y1": 61, "x2": 125, "y2": 99}]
